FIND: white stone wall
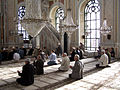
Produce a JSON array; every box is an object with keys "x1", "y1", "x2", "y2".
[
  {"x1": 100, "y1": 0, "x2": 120, "y2": 58},
  {"x1": 101, "y1": 0, "x2": 114, "y2": 46}
]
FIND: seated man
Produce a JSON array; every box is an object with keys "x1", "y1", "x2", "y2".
[
  {"x1": 110, "y1": 47, "x2": 115, "y2": 58},
  {"x1": 70, "y1": 47, "x2": 77, "y2": 61},
  {"x1": 33, "y1": 55, "x2": 44, "y2": 75},
  {"x1": 58, "y1": 53, "x2": 70, "y2": 71},
  {"x1": 16, "y1": 58, "x2": 34, "y2": 86},
  {"x1": 95, "y1": 46, "x2": 101, "y2": 59},
  {"x1": 47, "y1": 50, "x2": 57, "y2": 65},
  {"x1": 105, "y1": 49, "x2": 111, "y2": 64},
  {"x1": 69, "y1": 54, "x2": 84, "y2": 80},
  {"x1": 96, "y1": 50, "x2": 109, "y2": 68},
  {"x1": 13, "y1": 50, "x2": 20, "y2": 61}
]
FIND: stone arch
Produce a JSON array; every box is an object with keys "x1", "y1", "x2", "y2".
[
  {"x1": 78, "y1": 0, "x2": 102, "y2": 45},
  {"x1": 36, "y1": 25, "x2": 60, "y2": 52},
  {"x1": 49, "y1": 2, "x2": 65, "y2": 27}
]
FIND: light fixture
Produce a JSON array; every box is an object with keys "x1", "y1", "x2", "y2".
[
  {"x1": 60, "y1": 0, "x2": 78, "y2": 33},
  {"x1": 100, "y1": 1, "x2": 112, "y2": 36},
  {"x1": 100, "y1": 18, "x2": 112, "y2": 35}
]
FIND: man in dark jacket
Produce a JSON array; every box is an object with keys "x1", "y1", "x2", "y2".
[
  {"x1": 33, "y1": 55, "x2": 44, "y2": 75},
  {"x1": 70, "y1": 47, "x2": 77, "y2": 61},
  {"x1": 16, "y1": 58, "x2": 34, "y2": 86},
  {"x1": 57, "y1": 43, "x2": 62, "y2": 57}
]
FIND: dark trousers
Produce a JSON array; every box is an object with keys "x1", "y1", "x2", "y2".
[
  {"x1": 69, "y1": 74, "x2": 83, "y2": 80},
  {"x1": 96, "y1": 64, "x2": 110, "y2": 68},
  {"x1": 16, "y1": 78, "x2": 33, "y2": 86},
  {"x1": 47, "y1": 61, "x2": 57, "y2": 65}
]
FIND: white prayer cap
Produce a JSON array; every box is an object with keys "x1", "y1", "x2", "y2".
[
  {"x1": 75, "y1": 54, "x2": 79, "y2": 59},
  {"x1": 101, "y1": 50, "x2": 105, "y2": 53},
  {"x1": 63, "y1": 53, "x2": 67, "y2": 56},
  {"x1": 3, "y1": 48, "x2": 6, "y2": 50}
]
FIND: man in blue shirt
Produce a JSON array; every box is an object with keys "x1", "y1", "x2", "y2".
[{"x1": 47, "y1": 50, "x2": 57, "y2": 65}]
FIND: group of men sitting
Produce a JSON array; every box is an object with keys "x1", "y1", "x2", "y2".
[
  {"x1": 16, "y1": 51, "x2": 84, "y2": 86},
  {"x1": 95, "y1": 46, "x2": 115, "y2": 68},
  {"x1": 16, "y1": 46, "x2": 114, "y2": 86}
]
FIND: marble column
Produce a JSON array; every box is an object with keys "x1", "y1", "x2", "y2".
[
  {"x1": 60, "y1": 32, "x2": 64, "y2": 53},
  {"x1": 67, "y1": 32, "x2": 72, "y2": 54}
]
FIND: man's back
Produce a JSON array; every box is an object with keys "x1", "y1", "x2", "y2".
[
  {"x1": 13, "y1": 53, "x2": 20, "y2": 60},
  {"x1": 21, "y1": 63, "x2": 34, "y2": 85}
]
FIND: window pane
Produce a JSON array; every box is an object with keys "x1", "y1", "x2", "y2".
[
  {"x1": 97, "y1": 20, "x2": 100, "y2": 29},
  {"x1": 91, "y1": 30, "x2": 96, "y2": 38},
  {"x1": 91, "y1": 20, "x2": 96, "y2": 29},
  {"x1": 96, "y1": 39, "x2": 99, "y2": 47},
  {"x1": 91, "y1": 12, "x2": 96, "y2": 20},
  {"x1": 97, "y1": 12, "x2": 100, "y2": 19},
  {"x1": 86, "y1": 30, "x2": 91, "y2": 38},
  {"x1": 87, "y1": 39, "x2": 90, "y2": 47},
  {"x1": 86, "y1": 13, "x2": 91, "y2": 20},
  {"x1": 84, "y1": 0, "x2": 100, "y2": 51},
  {"x1": 96, "y1": 30, "x2": 100, "y2": 38},
  {"x1": 86, "y1": 21, "x2": 91, "y2": 29},
  {"x1": 55, "y1": 7, "x2": 64, "y2": 31},
  {"x1": 18, "y1": 6, "x2": 29, "y2": 40},
  {"x1": 91, "y1": 39, "x2": 96, "y2": 47}
]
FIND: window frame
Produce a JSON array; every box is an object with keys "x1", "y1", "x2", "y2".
[
  {"x1": 18, "y1": 6, "x2": 29, "y2": 40},
  {"x1": 55, "y1": 7, "x2": 64, "y2": 31},
  {"x1": 84, "y1": 0, "x2": 100, "y2": 51}
]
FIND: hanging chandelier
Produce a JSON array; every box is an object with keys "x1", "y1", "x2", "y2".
[
  {"x1": 100, "y1": 18, "x2": 112, "y2": 35},
  {"x1": 100, "y1": 0, "x2": 112, "y2": 36},
  {"x1": 60, "y1": 9, "x2": 78, "y2": 33},
  {"x1": 60, "y1": 0, "x2": 78, "y2": 34}
]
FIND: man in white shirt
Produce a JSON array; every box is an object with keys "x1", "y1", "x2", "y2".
[
  {"x1": 13, "y1": 51, "x2": 20, "y2": 61},
  {"x1": 96, "y1": 50, "x2": 109, "y2": 68},
  {"x1": 58, "y1": 53, "x2": 70, "y2": 71}
]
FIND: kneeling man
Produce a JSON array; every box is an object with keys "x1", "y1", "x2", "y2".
[
  {"x1": 96, "y1": 50, "x2": 109, "y2": 68},
  {"x1": 58, "y1": 53, "x2": 70, "y2": 71},
  {"x1": 69, "y1": 54, "x2": 84, "y2": 80},
  {"x1": 16, "y1": 58, "x2": 34, "y2": 86}
]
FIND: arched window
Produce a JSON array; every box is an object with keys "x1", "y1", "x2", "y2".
[
  {"x1": 55, "y1": 7, "x2": 64, "y2": 31},
  {"x1": 84, "y1": 0, "x2": 100, "y2": 51},
  {"x1": 18, "y1": 6, "x2": 29, "y2": 40}
]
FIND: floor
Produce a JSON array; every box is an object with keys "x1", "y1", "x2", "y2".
[
  {"x1": 56, "y1": 61, "x2": 120, "y2": 90},
  {"x1": 0, "y1": 58, "x2": 119, "y2": 90}
]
